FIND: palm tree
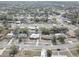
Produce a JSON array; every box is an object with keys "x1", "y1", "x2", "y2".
[{"x1": 44, "y1": 9, "x2": 49, "y2": 22}]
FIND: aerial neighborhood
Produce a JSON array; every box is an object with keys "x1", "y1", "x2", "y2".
[{"x1": 0, "y1": 1, "x2": 79, "y2": 57}]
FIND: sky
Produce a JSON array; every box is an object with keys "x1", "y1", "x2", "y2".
[{"x1": 0, "y1": 0, "x2": 79, "y2": 1}]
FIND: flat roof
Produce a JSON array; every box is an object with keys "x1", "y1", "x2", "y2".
[{"x1": 30, "y1": 33, "x2": 40, "y2": 39}]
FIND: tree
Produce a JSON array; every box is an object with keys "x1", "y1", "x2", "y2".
[
  {"x1": 9, "y1": 45, "x2": 19, "y2": 57},
  {"x1": 2, "y1": 20, "x2": 8, "y2": 27},
  {"x1": 46, "y1": 49, "x2": 52, "y2": 57},
  {"x1": 18, "y1": 37, "x2": 22, "y2": 43},
  {"x1": 76, "y1": 18, "x2": 79, "y2": 24},
  {"x1": 74, "y1": 29, "x2": 79, "y2": 40},
  {"x1": 0, "y1": 26, "x2": 4, "y2": 33},
  {"x1": 50, "y1": 26, "x2": 59, "y2": 34},
  {"x1": 59, "y1": 26, "x2": 69, "y2": 33},
  {"x1": 35, "y1": 26, "x2": 39, "y2": 34},
  {"x1": 75, "y1": 44, "x2": 79, "y2": 53},
  {"x1": 53, "y1": 11, "x2": 60, "y2": 15},
  {"x1": 51, "y1": 35, "x2": 57, "y2": 45},
  {"x1": 44, "y1": 9, "x2": 49, "y2": 22},
  {"x1": 13, "y1": 27, "x2": 19, "y2": 38},
  {"x1": 58, "y1": 36, "x2": 65, "y2": 44},
  {"x1": 50, "y1": 26, "x2": 68, "y2": 34},
  {"x1": 53, "y1": 18, "x2": 57, "y2": 24},
  {"x1": 19, "y1": 28, "x2": 29, "y2": 34},
  {"x1": 33, "y1": 12, "x2": 37, "y2": 21},
  {"x1": 40, "y1": 27, "x2": 50, "y2": 35},
  {"x1": 71, "y1": 18, "x2": 79, "y2": 25}
]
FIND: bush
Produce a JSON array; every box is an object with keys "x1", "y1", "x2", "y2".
[
  {"x1": 46, "y1": 50, "x2": 52, "y2": 57},
  {"x1": 50, "y1": 26, "x2": 68, "y2": 34},
  {"x1": 18, "y1": 27, "x2": 29, "y2": 34},
  {"x1": 59, "y1": 27, "x2": 69, "y2": 33},
  {"x1": 18, "y1": 38, "x2": 22, "y2": 43},
  {"x1": 75, "y1": 44, "x2": 79, "y2": 53},
  {"x1": 74, "y1": 29, "x2": 79, "y2": 40},
  {"x1": 50, "y1": 27, "x2": 59, "y2": 34},
  {"x1": 58, "y1": 36, "x2": 65, "y2": 44},
  {"x1": 40, "y1": 27, "x2": 50, "y2": 35},
  {"x1": 51, "y1": 35, "x2": 57, "y2": 45},
  {"x1": 9, "y1": 45, "x2": 19, "y2": 57}
]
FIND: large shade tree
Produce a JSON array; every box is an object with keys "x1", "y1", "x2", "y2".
[
  {"x1": 57, "y1": 35, "x2": 66, "y2": 44},
  {"x1": 40, "y1": 27, "x2": 50, "y2": 35}
]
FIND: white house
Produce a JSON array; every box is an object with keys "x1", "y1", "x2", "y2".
[
  {"x1": 29, "y1": 33, "x2": 40, "y2": 39},
  {"x1": 28, "y1": 26, "x2": 39, "y2": 30},
  {"x1": 7, "y1": 31, "x2": 14, "y2": 37}
]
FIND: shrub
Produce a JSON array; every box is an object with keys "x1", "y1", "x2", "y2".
[
  {"x1": 40, "y1": 27, "x2": 50, "y2": 35},
  {"x1": 74, "y1": 29, "x2": 79, "y2": 40},
  {"x1": 9, "y1": 45, "x2": 19, "y2": 57},
  {"x1": 58, "y1": 36, "x2": 65, "y2": 44},
  {"x1": 50, "y1": 26, "x2": 68, "y2": 34},
  {"x1": 46, "y1": 50, "x2": 52, "y2": 57},
  {"x1": 51, "y1": 35, "x2": 57, "y2": 45},
  {"x1": 19, "y1": 28, "x2": 28, "y2": 34}
]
